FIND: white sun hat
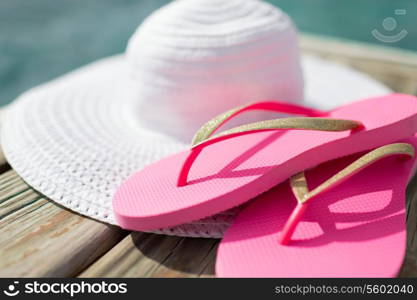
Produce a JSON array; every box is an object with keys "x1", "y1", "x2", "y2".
[{"x1": 1, "y1": 0, "x2": 390, "y2": 238}]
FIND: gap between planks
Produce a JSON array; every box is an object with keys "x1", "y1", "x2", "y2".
[{"x1": 79, "y1": 232, "x2": 217, "y2": 278}]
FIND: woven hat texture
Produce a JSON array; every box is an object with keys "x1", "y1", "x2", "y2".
[{"x1": 1, "y1": 0, "x2": 390, "y2": 238}]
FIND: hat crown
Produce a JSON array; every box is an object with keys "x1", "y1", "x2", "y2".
[{"x1": 127, "y1": 0, "x2": 304, "y2": 142}]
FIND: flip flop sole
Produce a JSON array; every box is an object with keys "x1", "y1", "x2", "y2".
[
  {"x1": 216, "y1": 136, "x2": 417, "y2": 277},
  {"x1": 113, "y1": 94, "x2": 417, "y2": 231}
]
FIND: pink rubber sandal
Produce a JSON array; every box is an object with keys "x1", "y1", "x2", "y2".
[
  {"x1": 113, "y1": 94, "x2": 417, "y2": 231},
  {"x1": 216, "y1": 138, "x2": 417, "y2": 277}
]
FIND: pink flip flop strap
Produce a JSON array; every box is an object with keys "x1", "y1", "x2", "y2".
[
  {"x1": 177, "y1": 101, "x2": 363, "y2": 187},
  {"x1": 279, "y1": 142, "x2": 415, "y2": 245}
]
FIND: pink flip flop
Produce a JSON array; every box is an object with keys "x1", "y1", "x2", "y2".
[
  {"x1": 113, "y1": 94, "x2": 417, "y2": 231},
  {"x1": 216, "y1": 137, "x2": 417, "y2": 277}
]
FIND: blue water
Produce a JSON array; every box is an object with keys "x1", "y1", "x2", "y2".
[{"x1": 0, "y1": 0, "x2": 416, "y2": 106}]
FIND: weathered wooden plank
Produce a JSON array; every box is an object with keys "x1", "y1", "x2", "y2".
[
  {"x1": 80, "y1": 233, "x2": 183, "y2": 277},
  {"x1": 0, "y1": 169, "x2": 128, "y2": 277},
  {"x1": 300, "y1": 34, "x2": 417, "y2": 96},
  {"x1": 80, "y1": 232, "x2": 217, "y2": 278},
  {"x1": 147, "y1": 236, "x2": 217, "y2": 278}
]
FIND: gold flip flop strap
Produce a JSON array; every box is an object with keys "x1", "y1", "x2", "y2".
[
  {"x1": 192, "y1": 102, "x2": 296, "y2": 146},
  {"x1": 192, "y1": 117, "x2": 362, "y2": 147},
  {"x1": 179, "y1": 101, "x2": 363, "y2": 186},
  {"x1": 279, "y1": 143, "x2": 415, "y2": 245},
  {"x1": 191, "y1": 101, "x2": 362, "y2": 147},
  {"x1": 290, "y1": 143, "x2": 415, "y2": 204}
]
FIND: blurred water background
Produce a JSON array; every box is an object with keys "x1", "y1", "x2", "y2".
[{"x1": 0, "y1": 0, "x2": 416, "y2": 106}]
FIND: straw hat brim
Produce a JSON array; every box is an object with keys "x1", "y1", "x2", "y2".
[{"x1": 1, "y1": 54, "x2": 390, "y2": 238}]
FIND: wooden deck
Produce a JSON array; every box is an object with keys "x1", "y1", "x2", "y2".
[{"x1": 1, "y1": 35, "x2": 417, "y2": 278}]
